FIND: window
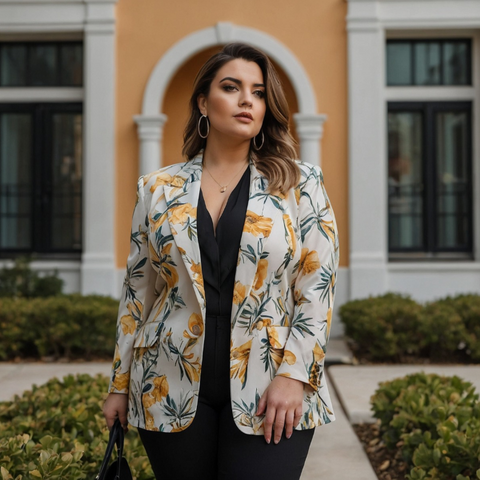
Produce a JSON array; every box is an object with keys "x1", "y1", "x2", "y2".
[
  {"x1": 0, "y1": 41, "x2": 83, "y2": 259},
  {"x1": 0, "y1": 41, "x2": 83, "y2": 87},
  {"x1": 386, "y1": 39, "x2": 471, "y2": 86},
  {"x1": 388, "y1": 101, "x2": 472, "y2": 258}
]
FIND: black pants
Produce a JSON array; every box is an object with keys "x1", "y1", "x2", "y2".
[{"x1": 138, "y1": 315, "x2": 314, "y2": 480}]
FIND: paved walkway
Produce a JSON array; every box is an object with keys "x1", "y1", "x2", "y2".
[{"x1": 2, "y1": 342, "x2": 480, "y2": 479}]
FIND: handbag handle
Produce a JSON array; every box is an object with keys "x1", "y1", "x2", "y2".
[{"x1": 95, "y1": 419, "x2": 125, "y2": 480}]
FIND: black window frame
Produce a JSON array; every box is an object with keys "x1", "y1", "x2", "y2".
[
  {"x1": 0, "y1": 41, "x2": 84, "y2": 87},
  {"x1": 388, "y1": 100, "x2": 473, "y2": 260},
  {"x1": 0, "y1": 102, "x2": 83, "y2": 260},
  {"x1": 386, "y1": 38, "x2": 472, "y2": 87}
]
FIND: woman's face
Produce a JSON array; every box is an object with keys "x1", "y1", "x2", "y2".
[{"x1": 197, "y1": 58, "x2": 266, "y2": 143}]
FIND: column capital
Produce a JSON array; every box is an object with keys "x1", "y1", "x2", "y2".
[
  {"x1": 293, "y1": 113, "x2": 328, "y2": 140},
  {"x1": 134, "y1": 114, "x2": 168, "y2": 141}
]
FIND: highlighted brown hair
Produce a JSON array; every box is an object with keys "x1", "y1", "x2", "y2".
[{"x1": 182, "y1": 43, "x2": 300, "y2": 195}]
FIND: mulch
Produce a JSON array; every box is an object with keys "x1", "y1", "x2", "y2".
[{"x1": 353, "y1": 422, "x2": 410, "y2": 480}]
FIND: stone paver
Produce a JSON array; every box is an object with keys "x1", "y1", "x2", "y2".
[
  {"x1": 329, "y1": 364, "x2": 480, "y2": 424},
  {"x1": 302, "y1": 371, "x2": 377, "y2": 480},
  {"x1": 0, "y1": 362, "x2": 111, "y2": 402}
]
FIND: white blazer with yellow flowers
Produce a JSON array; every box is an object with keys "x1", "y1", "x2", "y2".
[{"x1": 109, "y1": 152, "x2": 339, "y2": 435}]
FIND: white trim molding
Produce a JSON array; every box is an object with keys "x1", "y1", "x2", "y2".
[
  {"x1": 347, "y1": 0, "x2": 480, "y2": 302},
  {"x1": 0, "y1": 0, "x2": 118, "y2": 297},
  {"x1": 135, "y1": 22, "x2": 327, "y2": 174}
]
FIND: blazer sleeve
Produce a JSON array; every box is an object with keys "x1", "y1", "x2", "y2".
[
  {"x1": 276, "y1": 165, "x2": 339, "y2": 391},
  {"x1": 109, "y1": 176, "x2": 156, "y2": 394}
]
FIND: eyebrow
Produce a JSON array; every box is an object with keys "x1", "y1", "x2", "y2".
[{"x1": 219, "y1": 76, "x2": 265, "y2": 88}]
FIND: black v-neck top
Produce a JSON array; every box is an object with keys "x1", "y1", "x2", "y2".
[{"x1": 197, "y1": 167, "x2": 251, "y2": 317}]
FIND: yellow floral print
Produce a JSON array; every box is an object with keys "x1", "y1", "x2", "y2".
[
  {"x1": 283, "y1": 214, "x2": 297, "y2": 253},
  {"x1": 243, "y1": 211, "x2": 273, "y2": 237},
  {"x1": 120, "y1": 313, "x2": 135, "y2": 335},
  {"x1": 253, "y1": 259, "x2": 268, "y2": 291},
  {"x1": 111, "y1": 371, "x2": 130, "y2": 392},
  {"x1": 233, "y1": 281, "x2": 247, "y2": 305},
  {"x1": 169, "y1": 203, "x2": 196, "y2": 225},
  {"x1": 230, "y1": 340, "x2": 252, "y2": 387},
  {"x1": 299, "y1": 248, "x2": 321, "y2": 275},
  {"x1": 190, "y1": 260, "x2": 205, "y2": 300},
  {"x1": 283, "y1": 350, "x2": 296, "y2": 365}
]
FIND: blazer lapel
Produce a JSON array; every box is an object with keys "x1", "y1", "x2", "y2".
[
  {"x1": 163, "y1": 155, "x2": 205, "y2": 317},
  {"x1": 231, "y1": 162, "x2": 277, "y2": 326}
]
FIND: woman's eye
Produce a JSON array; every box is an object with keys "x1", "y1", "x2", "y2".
[
  {"x1": 254, "y1": 90, "x2": 265, "y2": 98},
  {"x1": 223, "y1": 85, "x2": 237, "y2": 92}
]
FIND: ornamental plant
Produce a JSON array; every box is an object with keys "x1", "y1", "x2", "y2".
[
  {"x1": 370, "y1": 372, "x2": 480, "y2": 479},
  {"x1": 0, "y1": 373, "x2": 154, "y2": 479}
]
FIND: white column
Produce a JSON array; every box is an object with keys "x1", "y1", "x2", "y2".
[
  {"x1": 81, "y1": 2, "x2": 118, "y2": 296},
  {"x1": 134, "y1": 114, "x2": 168, "y2": 175},
  {"x1": 293, "y1": 113, "x2": 327, "y2": 167},
  {"x1": 347, "y1": 7, "x2": 388, "y2": 299}
]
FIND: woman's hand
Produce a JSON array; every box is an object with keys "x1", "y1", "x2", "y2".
[
  {"x1": 256, "y1": 376, "x2": 304, "y2": 444},
  {"x1": 103, "y1": 392, "x2": 129, "y2": 431}
]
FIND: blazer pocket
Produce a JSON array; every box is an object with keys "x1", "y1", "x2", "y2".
[{"x1": 133, "y1": 321, "x2": 161, "y2": 348}]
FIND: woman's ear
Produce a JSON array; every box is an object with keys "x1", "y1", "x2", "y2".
[{"x1": 197, "y1": 94, "x2": 207, "y2": 116}]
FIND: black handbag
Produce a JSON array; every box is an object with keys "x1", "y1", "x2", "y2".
[{"x1": 95, "y1": 419, "x2": 133, "y2": 480}]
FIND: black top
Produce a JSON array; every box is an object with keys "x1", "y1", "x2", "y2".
[{"x1": 197, "y1": 167, "x2": 251, "y2": 317}]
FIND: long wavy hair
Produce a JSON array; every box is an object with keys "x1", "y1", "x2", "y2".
[{"x1": 182, "y1": 42, "x2": 300, "y2": 195}]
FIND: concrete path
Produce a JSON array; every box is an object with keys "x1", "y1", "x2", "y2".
[
  {"x1": 329, "y1": 364, "x2": 480, "y2": 424},
  {"x1": 0, "y1": 362, "x2": 111, "y2": 402}
]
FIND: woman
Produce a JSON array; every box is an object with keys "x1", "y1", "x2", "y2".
[{"x1": 103, "y1": 42, "x2": 339, "y2": 480}]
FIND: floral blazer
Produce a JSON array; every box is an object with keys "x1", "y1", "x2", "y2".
[{"x1": 109, "y1": 153, "x2": 339, "y2": 435}]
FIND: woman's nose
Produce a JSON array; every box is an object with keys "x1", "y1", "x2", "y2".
[{"x1": 239, "y1": 93, "x2": 253, "y2": 107}]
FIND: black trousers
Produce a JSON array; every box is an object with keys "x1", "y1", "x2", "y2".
[{"x1": 138, "y1": 315, "x2": 314, "y2": 480}]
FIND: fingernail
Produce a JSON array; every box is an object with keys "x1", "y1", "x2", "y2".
[
  {"x1": 266, "y1": 437, "x2": 270, "y2": 444},
  {"x1": 287, "y1": 433, "x2": 292, "y2": 439},
  {"x1": 274, "y1": 438, "x2": 280, "y2": 444}
]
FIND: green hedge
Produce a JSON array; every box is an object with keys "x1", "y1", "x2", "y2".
[
  {"x1": 371, "y1": 372, "x2": 480, "y2": 479},
  {"x1": 0, "y1": 294, "x2": 119, "y2": 360},
  {"x1": 0, "y1": 373, "x2": 154, "y2": 479},
  {"x1": 340, "y1": 293, "x2": 480, "y2": 362}
]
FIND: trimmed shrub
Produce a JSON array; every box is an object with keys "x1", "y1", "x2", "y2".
[
  {"x1": 340, "y1": 293, "x2": 480, "y2": 363},
  {"x1": 370, "y1": 372, "x2": 480, "y2": 479},
  {"x1": 0, "y1": 294, "x2": 119, "y2": 360},
  {"x1": 0, "y1": 256, "x2": 64, "y2": 298},
  {"x1": 339, "y1": 293, "x2": 423, "y2": 361},
  {"x1": 0, "y1": 373, "x2": 154, "y2": 479}
]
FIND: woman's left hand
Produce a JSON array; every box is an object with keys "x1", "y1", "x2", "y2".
[{"x1": 256, "y1": 376, "x2": 304, "y2": 444}]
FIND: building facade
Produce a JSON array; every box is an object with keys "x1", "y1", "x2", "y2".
[{"x1": 0, "y1": 0, "x2": 478, "y2": 337}]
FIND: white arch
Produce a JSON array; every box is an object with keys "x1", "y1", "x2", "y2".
[{"x1": 134, "y1": 22, "x2": 327, "y2": 174}]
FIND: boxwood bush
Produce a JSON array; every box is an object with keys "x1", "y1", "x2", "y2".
[
  {"x1": 0, "y1": 373, "x2": 154, "y2": 479},
  {"x1": 371, "y1": 372, "x2": 480, "y2": 480},
  {"x1": 340, "y1": 293, "x2": 480, "y2": 362},
  {"x1": 0, "y1": 294, "x2": 118, "y2": 360}
]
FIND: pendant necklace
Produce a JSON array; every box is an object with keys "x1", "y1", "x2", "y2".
[{"x1": 203, "y1": 160, "x2": 248, "y2": 193}]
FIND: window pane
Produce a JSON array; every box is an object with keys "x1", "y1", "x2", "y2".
[
  {"x1": 0, "y1": 114, "x2": 32, "y2": 249},
  {"x1": 51, "y1": 113, "x2": 82, "y2": 250},
  {"x1": 414, "y1": 42, "x2": 441, "y2": 85},
  {"x1": 60, "y1": 44, "x2": 83, "y2": 86},
  {"x1": 30, "y1": 44, "x2": 57, "y2": 86},
  {"x1": 1, "y1": 44, "x2": 27, "y2": 86},
  {"x1": 387, "y1": 43, "x2": 411, "y2": 86},
  {"x1": 443, "y1": 42, "x2": 469, "y2": 85},
  {"x1": 388, "y1": 112, "x2": 423, "y2": 250},
  {"x1": 436, "y1": 111, "x2": 470, "y2": 249}
]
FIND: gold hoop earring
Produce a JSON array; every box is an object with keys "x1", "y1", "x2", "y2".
[
  {"x1": 197, "y1": 114, "x2": 210, "y2": 139},
  {"x1": 253, "y1": 130, "x2": 264, "y2": 150}
]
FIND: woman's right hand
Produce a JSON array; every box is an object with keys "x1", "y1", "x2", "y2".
[{"x1": 103, "y1": 392, "x2": 129, "y2": 431}]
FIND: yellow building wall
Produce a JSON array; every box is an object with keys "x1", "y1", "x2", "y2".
[{"x1": 115, "y1": 0, "x2": 349, "y2": 268}]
